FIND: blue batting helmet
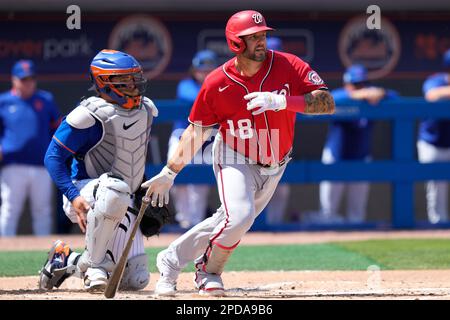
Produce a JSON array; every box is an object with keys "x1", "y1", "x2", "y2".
[{"x1": 90, "y1": 49, "x2": 147, "y2": 109}]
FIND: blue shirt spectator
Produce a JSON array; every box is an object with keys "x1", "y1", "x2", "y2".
[
  {"x1": 264, "y1": 36, "x2": 292, "y2": 225},
  {"x1": 173, "y1": 78, "x2": 203, "y2": 131},
  {"x1": 325, "y1": 87, "x2": 398, "y2": 160},
  {"x1": 168, "y1": 50, "x2": 218, "y2": 229},
  {"x1": 0, "y1": 60, "x2": 61, "y2": 236},
  {"x1": 416, "y1": 49, "x2": 450, "y2": 224},
  {"x1": 172, "y1": 50, "x2": 219, "y2": 132},
  {"x1": 318, "y1": 64, "x2": 399, "y2": 225},
  {"x1": 419, "y1": 73, "x2": 450, "y2": 148},
  {"x1": 0, "y1": 89, "x2": 60, "y2": 165},
  {"x1": 324, "y1": 65, "x2": 399, "y2": 160}
]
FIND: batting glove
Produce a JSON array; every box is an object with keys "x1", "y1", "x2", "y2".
[
  {"x1": 244, "y1": 92, "x2": 287, "y2": 115},
  {"x1": 141, "y1": 166, "x2": 177, "y2": 207}
]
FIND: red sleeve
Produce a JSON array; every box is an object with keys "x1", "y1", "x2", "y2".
[
  {"x1": 188, "y1": 82, "x2": 219, "y2": 127},
  {"x1": 290, "y1": 55, "x2": 328, "y2": 95}
]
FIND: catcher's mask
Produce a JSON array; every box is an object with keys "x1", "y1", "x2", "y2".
[{"x1": 90, "y1": 49, "x2": 147, "y2": 109}]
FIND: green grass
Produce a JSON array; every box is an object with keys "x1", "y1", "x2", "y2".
[
  {"x1": 336, "y1": 239, "x2": 450, "y2": 270},
  {"x1": 224, "y1": 244, "x2": 378, "y2": 271},
  {"x1": 1, "y1": 239, "x2": 449, "y2": 277},
  {"x1": 0, "y1": 250, "x2": 51, "y2": 277}
]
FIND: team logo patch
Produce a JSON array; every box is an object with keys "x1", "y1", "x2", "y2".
[
  {"x1": 108, "y1": 15, "x2": 173, "y2": 80},
  {"x1": 21, "y1": 62, "x2": 30, "y2": 72},
  {"x1": 307, "y1": 71, "x2": 324, "y2": 85},
  {"x1": 34, "y1": 99, "x2": 43, "y2": 111},
  {"x1": 252, "y1": 13, "x2": 263, "y2": 24}
]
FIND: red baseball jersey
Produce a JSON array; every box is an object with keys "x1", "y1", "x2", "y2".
[{"x1": 188, "y1": 50, "x2": 327, "y2": 165}]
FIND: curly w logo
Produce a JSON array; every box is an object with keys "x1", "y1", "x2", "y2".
[{"x1": 252, "y1": 13, "x2": 263, "y2": 24}]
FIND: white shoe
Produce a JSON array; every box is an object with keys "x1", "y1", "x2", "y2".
[
  {"x1": 428, "y1": 212, "x2": 447, "y2": 224},
  {"x1": 194, "y1": 270, "x2": 225, "y2": 296},
  {"x1": 155, "y1": 277, "x2": 177, "y2": 296},
  {"x1": 84, "y1": 267, "x2": 108, "y2": 292},
  {"x1": 155, "y1": 250, "x2": 178, "y2": 296}
]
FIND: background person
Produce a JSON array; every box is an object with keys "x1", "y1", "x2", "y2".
[
  {"x1": 0, "y1": 60, "x2": 61, "y2": 236},
  {"x1": 168, "y1": 50, "x2": 219, "y2": 228},
  {"x1": 418, "y1": 49, "x2": 450, "y2": 224},
  {"x1": 264, "y1": 36, "x2": 291, "y2": 225},
  {"x1": 318, "y1": 64, "x2": 399, "y2": 224}
]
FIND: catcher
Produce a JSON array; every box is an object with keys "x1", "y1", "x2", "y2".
[{"x1": 39, "y1": 49, "x2": 171, "y2": 292}]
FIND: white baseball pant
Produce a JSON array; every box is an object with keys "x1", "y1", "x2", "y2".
[
  {"x1": 0, "y1": 164, "x2": 53, "y2": 236},
  {"x1": 161, "y1": 133, "x2": 287, "y2": 271},
  {"x1": 62, "y1": 178, "x2": 145, "y2": 262},
  {"x1": 319, "y1": 147, "x2": 370, "y2": 223},
  {"x1": 417, "y1": 140, "x2": 450, "y2": 224},
  {"x1": 265, "y1": 184, "x2": 290, "y2": 224}
]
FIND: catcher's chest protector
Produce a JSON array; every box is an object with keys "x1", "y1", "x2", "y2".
[{"x1": 81, "y1": 97, "x2": 153, "y2": 193}]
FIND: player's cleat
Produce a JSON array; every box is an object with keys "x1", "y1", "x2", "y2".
[
  {"x1": 194, "y1": 270, "x2": 225, "y2": 297},
  {"x1": 84, "y1": 267, "x2": 109, "y2": 292},
  {"x1": 155, "y1": 250, "x2": 178, "y2": 296},
  {"x1": 155, "y1": 276, "x2": 177, "y2": 297},
  {"x1": 38, "y1": 240, "x2": 78, "y2": 290}
]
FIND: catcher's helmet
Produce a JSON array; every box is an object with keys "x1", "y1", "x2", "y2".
[
  {"x1": 225, "y1": 10, "x2": 274, "y2": 54},
  {"x1": 90, "y1": 49, "x2": 147, "y2": 109}
]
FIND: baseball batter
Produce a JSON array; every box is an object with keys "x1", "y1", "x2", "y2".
[{"x1": 144, "y1": 10, "x2": 335, "y2": 296}]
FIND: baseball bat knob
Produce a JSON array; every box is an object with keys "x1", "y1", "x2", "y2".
[{"x1": 142, "y1": 196, "x2": 151, "y2": 204}]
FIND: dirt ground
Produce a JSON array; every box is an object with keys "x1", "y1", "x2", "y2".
[{"x1": 1, "y1": 230, "x2": 450, "y2": 300}]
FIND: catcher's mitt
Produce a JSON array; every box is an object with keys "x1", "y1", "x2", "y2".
[{"x1": 133, "y1": 187, "x2": 173, "y2": 237}]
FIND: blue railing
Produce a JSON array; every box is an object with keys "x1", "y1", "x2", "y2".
[{"x1": 147, "y1": 98, "x2": 450, "y2": 229}]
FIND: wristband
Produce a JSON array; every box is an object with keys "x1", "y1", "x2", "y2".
[
  {"x1": 285, "y1": 96, "x2": 306, "y2": 113},
  {"x1": 162, "y1": 165, "x2": 178, "y2": 180}
]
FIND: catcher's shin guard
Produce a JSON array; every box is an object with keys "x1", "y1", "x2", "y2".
[
  {"x1": 85, "y1": 173, "x2": 131, "y2": 271},
  {"x1": 119, "y1": 254, "x2": 150, "y2": 291}
]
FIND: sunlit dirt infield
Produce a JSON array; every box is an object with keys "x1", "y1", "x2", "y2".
[{"x1": 1, "y1": 230, "x2": 450, "y2": 300}]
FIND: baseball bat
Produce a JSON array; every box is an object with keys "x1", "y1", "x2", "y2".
[{"x1": 104, "y1": 190, "x2": 151, "y2": 299}]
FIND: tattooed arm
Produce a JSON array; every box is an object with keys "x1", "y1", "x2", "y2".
[{"x1": 303, "y1": 89, "x2": 335, "y2": 115}]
